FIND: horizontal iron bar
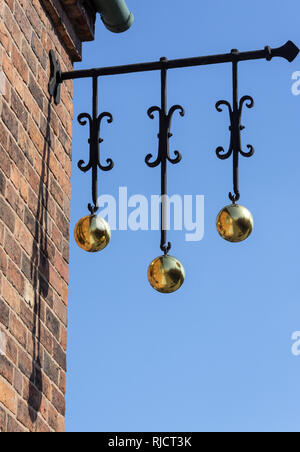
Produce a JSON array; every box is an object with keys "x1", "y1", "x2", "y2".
[{"x1": 61, "y1": 41, "x2": 299, "y2": 82}]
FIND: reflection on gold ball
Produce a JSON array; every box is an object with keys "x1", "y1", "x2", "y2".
[
  {"x1": 148, "y1": 255, "x2": 185, "y2": 294},
  {"x1": 216, "y1": 204, "x2": 253, "y2": 243},
  {"x1": 74, "y1": 215, "x2": 111, "y2": 252}
]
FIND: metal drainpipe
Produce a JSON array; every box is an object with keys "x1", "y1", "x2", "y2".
[{"x1": 92, "y1": 0, "x2": 134, "y2": 33}]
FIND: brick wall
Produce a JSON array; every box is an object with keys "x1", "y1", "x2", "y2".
[{"x1": 0, "y1": 0, "x2": 95, "y2": 432}]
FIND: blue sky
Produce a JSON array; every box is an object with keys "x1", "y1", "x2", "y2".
[{"x1": 66, "y1": 0, "x2": 300, "y2": 432}]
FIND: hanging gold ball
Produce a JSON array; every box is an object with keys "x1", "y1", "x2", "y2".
[
  {"x1": 74, "y1": 215, "x2": 111, "y2": 252},
  {"x1": 148, "y1": 255, "x2": 185, "y2": 294},
  {"x1": 216, "y1": 204, "x2": 254, "y2": 243}
]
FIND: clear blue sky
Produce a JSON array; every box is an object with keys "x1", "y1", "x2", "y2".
[{"x1": 66, "y1": 0, "x2": 300, "y2": 432}]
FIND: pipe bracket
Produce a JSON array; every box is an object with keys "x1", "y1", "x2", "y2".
[{"x1": 48, "y1": 50, "x2": 62, "y2": 105}]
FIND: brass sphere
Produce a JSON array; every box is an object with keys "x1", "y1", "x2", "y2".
[
  {"x1": 216, "y1": 204, "x2": 254, "y2": 243},
  {"x1": 148, "y1": 255, "x2": 185, "y2": 294},
  {"x1": 74, "y1": 215, "x2": 111, "y2": 252}
]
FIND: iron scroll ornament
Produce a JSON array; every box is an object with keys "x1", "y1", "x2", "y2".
[
  {"x1": 145, "y1": 104, "x2": 185, "y2": 168},
  {"x1": 77, "y1": 77, "x2": 114, "y2": 215},
  {"x1": 145, "y1": 59, "x2": 185, "y2": 255},
  {"x1": 215, "y1": 95, "x2": 254, "y2": 203},
  {"x1": 146, "y1": 104, "x2": 185, "y2": 255},
  {"x1": 215, "y1": 50, "x2": 255, "y2": 203},
  {"x1": 215, "y1": 96, "x2": 254, "y2": 161}
]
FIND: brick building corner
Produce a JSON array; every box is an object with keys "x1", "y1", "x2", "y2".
[{"x1": 0, "y1": 0, "x2": 95, "y2": 432}]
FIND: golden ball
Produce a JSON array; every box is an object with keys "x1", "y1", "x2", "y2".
[
  {"x1": 148, "y1": 255, "x2": 185, "y2": 294},
  {"x1": 74, "y1": 215, "x2": 111, "y2": 252},
  {"x1": 216, "y1": 204, "x2": 253, "y2": 243}
]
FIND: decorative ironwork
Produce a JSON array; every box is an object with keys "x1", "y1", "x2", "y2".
[
  {"x1": 48, "y1": 40, "x2": 299, "y2": 215},
  {"x1": 216, "y1": 49, "x2": 255, "y2": 203},
  {"x1": 145, "y1": 58, "x2": 185, "y2": 255},
  {"x1": 77, "y1": 76, "x2": 114, "y2": 214},
  {"x1": 46, "y1": 40, "x2": 300, "y2": 291}
]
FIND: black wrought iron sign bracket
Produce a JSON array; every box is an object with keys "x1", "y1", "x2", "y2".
[{"x1": 49, "y1": 41, "x2": 299, "y2": 293}]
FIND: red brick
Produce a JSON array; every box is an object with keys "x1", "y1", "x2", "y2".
[
  {"x1": 0, "y1": 223, "x2": 4, "y2": 246},
  {"x1": 15, "y1": 3, "x2": 32, "y2": 45},
  {"x1": 46, "y1": 308, "x2": 60, "y2": 338},
  {"x1": 5, "y1": 0, "x2": 14, "y2": 14},
  {"x1": 36, "y1": 414, "x2": 50, "y2": 432},
  {"x1": 15, "y1": 216, "x2": 34, "y2": 256},
  {"x1": 60, "y1": 325, "x2": 67, "y2": 351},
  {"x1": 26, "y1": 1, "x2": 43, "y2": 36},
  {"x1": 11, "y1": 89, "x2": 28, "y2": 128},
  {"x1": 39, "y1": 394, "x2": 48, "y2": 420},
  {"x1": 43, "y1": 351, "x2": 59, "y2": 385},
  {"x1": 19, "y1": 300, "x2": 34, "y2": 331},
  {"x1": 61, "y1": 281, "x2": 68, "y2": 307},
  {"x1": 55, "y1": 207, "x2": 69, "y2": 241},
  {"x1": 9, "y1": 166, "x2": 19, "y2": 191},
  {"x1": 27, "y1": 116, "x2": 44, "y2": 154},
  {"x1": 0, "y1": 355, "x2": 14, "y2": 384},
  {"x1": 28, "y1": 71, "x2": 44, "y2": 111},
  {"x1": 4, "y1": 5, "x2": 22, "y2": 49},
  {"x1": 51, "y1": 222, "x2": 62, "y2": 251},
  {"x1": 59, "y1": 371, "x2": 66, "y2": 395},
  {"x1": 0, "y1": 247, "x2": 7, "y2": 276},
  {"x1": 7, "y1": 260, "x2": 24, "y2": 296},
  {"x1": 2, "y1": 278, "x2": 20, "y2": 313},
  {"x1": 26, "y1": 160, "x2": 40, "y2": 194},
  {"x1": 0, "y1": 405, "x2": 7, "y2": 432},
  {"x1": 1, "y1": 101, "x2": 18, "y2": 138},
  {"x1": 14, "y1": 368, "x2": 23, "y2": 396},
  {"x1": 0, "y1": 379, "x2": 17, "y2": 414},
  {"x1": 0, "y1": 144, "x2": 10, "y2": 177},
  {"x1": 12, "y1": 43, "x2": 28, "y2": 83},
  {"x1": 49, "y1": 265, "x2": 62, "y2": 296},
  {"x1": 50, "y1": 176, "x2": 64, "y2": 210},
  {"x1": 2, "y1": 52, "x2": 14, "y2": 85},
  {"x1": 51, "y1": 385, "x2": 65, "y2": 416},
  {"x1": 17, "y1": 398, "x2": 34, "y2": 431},
  {"x1": 62, "y1": 239, "x2": 69, "y2": 263},
  {"x1": 31, "y1": 31, "x2": 47, "y2": 69},
  {"x1": 53, "y1": 294, "x2": 67, "y2": 326},
  {"x1": 55, "y1": 251, "x2": 69, "y2": 284},
  {"x1": 8, "y1": 135, "x2": 26, "y2": 170},
  {"x1": 0, "y1": 298, "x2": 9, "y2": 327},
  {"x1": 0, "y1": 0, "x2": 88, "y2": 431},
  {"x1": 10, "y1": 314, "x2": 26, "y2": 349},
  {"x1": 53, "y1": 340, "x2": 66, "y2": 372},
  {"x1": 18, "y1": 349, "x2": 31, "y2": 379},
  {"x1": 0, "y1": 20, "x2": 10, "y2": 53},
  {"x1": 0, "y1": 169, "x2": 6, "y2": 197},
  {"x1": 5, "y1": 335, "x2": 18, "y2": 366},
  {"x1": 19, "y1": 175, "x2": 28, "y2": 203},
  {"x1": 0, "y1": 197, "x2": 16, "y2": 233},
  {"x1": 48, "y1": 401, "x2": 65, "y2": 433},
  {"x1": 27, "y1": 381, "x2": 42, "y2": 412},
  {"x1": 7, "y1": 415, "x2": 26, "y2": 432},
  {"x1": 4, "y1": 230, "x2": 22, "y2": 266},
  {"x1": 56, "y1": 413, "x2": 65, "y2": 432},
  {"x1": 39, "y1": 323, "x2": 52, "y2": 354}
]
